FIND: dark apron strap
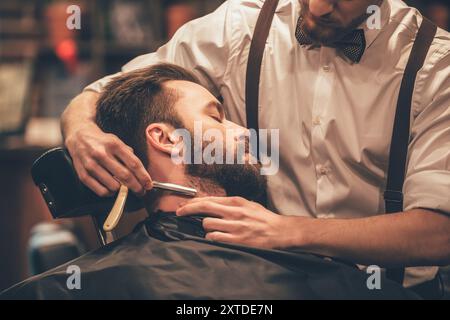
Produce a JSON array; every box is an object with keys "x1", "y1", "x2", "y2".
[
  {"x1": 245, "y1": 0, "x2": 279, "y2": 159},
  {"x1": 384, "y1": 18, "x2": 437, "y2": 284}
]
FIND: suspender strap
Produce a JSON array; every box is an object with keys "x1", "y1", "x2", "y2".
[
  {"x1": 384, "y1": 18, "x2": 437, "y2": 284},
  {"x1": 245, "y1": 0, "x2": 279, "y2": 158}
]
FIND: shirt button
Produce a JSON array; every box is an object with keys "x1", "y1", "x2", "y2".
[
  {"x1": 312, "y1": 116, "x2": 321, "y2": 126},
  {"x1": 323, "y1": 65, "x2": 331, "y2": 72},
  {"x1": 317, "y1": 165, "x2": 329, "y2": 176}
]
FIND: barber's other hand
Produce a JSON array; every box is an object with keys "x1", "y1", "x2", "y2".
[
  {"x1": 176, "y1": 196, "x2": 301, "y2": 249},
  {"x1": 65, "y1": 123, "x2": 152, "y2": 197}
]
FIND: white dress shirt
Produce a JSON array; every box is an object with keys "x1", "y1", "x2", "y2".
[{"x1": 85, "y1": 0, "x2": 450, "y2": 287}]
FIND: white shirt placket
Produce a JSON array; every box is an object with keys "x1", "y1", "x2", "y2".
[{"x1": 311, "y1": 47, "x2": 336, "y2": 219}]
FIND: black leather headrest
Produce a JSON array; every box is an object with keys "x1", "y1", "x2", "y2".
[{"x1": 31, "y1": 147, "x2": 144, "y2": 218}]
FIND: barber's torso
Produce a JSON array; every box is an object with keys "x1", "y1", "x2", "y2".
[
  {"x1": 86, "y1": 0, "x2": 450, "y2": 286},
  {"x1": 86, "y1": 0, "x2": 447, "y2": 219}
]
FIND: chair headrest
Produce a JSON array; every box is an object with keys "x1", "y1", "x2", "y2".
[{"x1": 31, "y1": 147, "x2": 144, "y2": 219}]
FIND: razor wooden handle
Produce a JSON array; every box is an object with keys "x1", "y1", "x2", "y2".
[{"x1": 103, "y1": 185, "x2": 128, "y2": 232}]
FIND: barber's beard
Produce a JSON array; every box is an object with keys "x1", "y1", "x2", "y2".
[
  {"x1": 298, "y1": 1, "x2": 369, "y2": 46},
  {"x1": 186, "y1": 134, "x2": 267, "y2": 204}
]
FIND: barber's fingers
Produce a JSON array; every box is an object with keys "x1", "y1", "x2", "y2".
[
  {"x1": 113, "y1": 146, "x2": 153, "y2": 191},
  {"x1": 73, "y1": 158, "x2": 113, "y2": 197},
  {"x1": 205, "y1": 231, "x2": 237, "y2": 244},
  {"x1": 202, "y1": 217, "x2": 238, "y2": 233},
  {"x1": 83, "y1": 159, "x2": 121, "y2": 193},
  {"x1": 181, "y1": 196, "x2": 250, "y2": 207},
  {"x1": 176, "y1": 201, "x2": 238, "y2": 219},
  {"x1": 100, "y1": 155, "x2": 146, "y2": 196}
]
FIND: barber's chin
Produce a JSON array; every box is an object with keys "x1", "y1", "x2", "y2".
[
  {"x1": 241, "y1": 152, "x2": 258, "y2": 165},
  {"x1": 307, "y1": 27, "x2": 341, "y2": 45},
  {"x1": 301, "y1": 18, "x2": 343, "y2": 45}
]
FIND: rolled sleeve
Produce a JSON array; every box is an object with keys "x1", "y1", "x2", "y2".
[
  {"x1": 404, "y1": 170, "x2": 450, "y2": 213},
  {"x1": 403, "y1": 45, "x2": 450, "y2": 214}
]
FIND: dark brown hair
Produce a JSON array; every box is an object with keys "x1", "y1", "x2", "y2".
[{"x1": 95, "y1": 63, "x2": 200, "y2": 167}]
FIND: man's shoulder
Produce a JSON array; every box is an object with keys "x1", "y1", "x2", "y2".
[
  {"x1": 388, "y1": 0, "x2": 450, "y2": 62},
  {"x1": 227, "y1": 0, "x2": 297, "y2": 14},
  {"x1": 223, "y1": 0, "x2": 298, "y2": 36},
  {"x1": 433, "y1": 27, "x2": 450, "y2": 58}
]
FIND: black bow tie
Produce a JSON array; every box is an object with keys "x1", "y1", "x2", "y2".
[{"x1": 295, "y1": 18, "x2": 366, "y2": 63}]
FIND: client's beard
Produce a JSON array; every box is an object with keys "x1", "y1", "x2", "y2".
[
  {"x1": 186, "y1": 136, "x2": 267, "y2": 205},
  {"x1": 187, "y1": 162, "x2": 267, "y2": 204}
]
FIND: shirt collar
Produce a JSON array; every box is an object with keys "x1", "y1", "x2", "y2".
[{"x1": 362, "y1": 0, "x2": 391, "y2": 50}]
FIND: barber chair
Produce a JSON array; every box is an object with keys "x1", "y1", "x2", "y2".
[
  {"x1": 22, "y1": 147, "x2": 197, "y2": 275},
  {"x1": 31, "y1": 147, "x2": 145, "y2": 246}
]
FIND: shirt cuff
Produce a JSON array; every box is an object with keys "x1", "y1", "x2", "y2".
[{"x1": 403, "y1": 170, "x2": 450, "y2": 214}]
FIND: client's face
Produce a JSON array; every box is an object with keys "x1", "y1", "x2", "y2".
[{"x1": 165, "y1": 80, "x2": 267, "y2": 203}]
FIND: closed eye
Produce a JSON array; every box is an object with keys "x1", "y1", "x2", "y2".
[{"x1": 204, "y1": 100, "x2": 225, "y2": 123}]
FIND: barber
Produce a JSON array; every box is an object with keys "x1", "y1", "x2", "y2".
[{"x1": 61, "y1": 0, "x2": 450, "y2": 293}]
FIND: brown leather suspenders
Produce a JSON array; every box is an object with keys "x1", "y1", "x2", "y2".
[{"x1": 245, "y1": 1, "x2": 437, "y2": 285}]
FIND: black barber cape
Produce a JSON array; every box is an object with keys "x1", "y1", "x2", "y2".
[{"x1": 1, "y1": 211, "x2": 418, "y2": 299}]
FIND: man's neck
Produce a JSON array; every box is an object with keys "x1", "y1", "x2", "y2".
[{"x1": 143, "y1": 176, "x2": 226, "y2": 213}]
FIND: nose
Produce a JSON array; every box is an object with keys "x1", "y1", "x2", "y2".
[{"x1": 308, "y1": 0, "x2": 335, "y2": 17}]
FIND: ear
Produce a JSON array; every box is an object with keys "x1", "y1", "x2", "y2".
[{"x1": 145, "y1": 123, "x2": 178, "y2": 156}]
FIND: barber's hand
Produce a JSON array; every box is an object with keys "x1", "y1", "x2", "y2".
[
  {"x1": 176, "y1": 196, "x2": 298, "y2": 249},
  {"x1": 65, "y1": 123, "x2": 152, "y2": 197}
]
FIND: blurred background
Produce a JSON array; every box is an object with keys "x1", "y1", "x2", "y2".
[{"x1": 0, "y1": 0, "x2": 449, "y2": 293}]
